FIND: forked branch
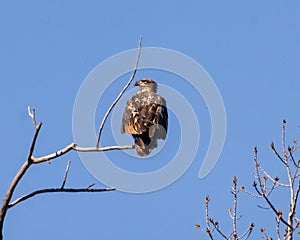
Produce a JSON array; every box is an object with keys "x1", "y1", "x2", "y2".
[
  {"x1": 96, "y1": 36, "x2": 143, "y2": 148},
  {"x1": 250, "y1": 120, "x2": 299, "y2": 239},
  {"x1": 0, "y1": 38, "x2": 144, "y2": 240},
  {"x1": 196, "y1": 177, "x2": 254, "y2": 240},
  {"x1": 8, "y1": 161, "x2": 115, "y2": 209}
]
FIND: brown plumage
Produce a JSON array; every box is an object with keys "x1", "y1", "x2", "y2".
[{"x1": 121, "y1": 78, "x2": 168, "y2": 157}]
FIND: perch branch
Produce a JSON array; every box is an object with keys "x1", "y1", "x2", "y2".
[
  {"x1": 31, "y1": 144, "x2": 134, "y2": 163},
  {"x1": 96, "y1": 36, "x2": 143, "y2": 148}
]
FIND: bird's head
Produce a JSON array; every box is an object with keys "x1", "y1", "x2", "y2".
[{"x1": 134, "y1": 78, "x2": 157, "y2": 92}]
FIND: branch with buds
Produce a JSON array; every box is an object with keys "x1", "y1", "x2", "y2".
[
  {"x1": 240, "y1": 120, "x2": 300, "y2": 240},
  {"x1": 196, "y1": 177, "x2": 254, "y2": 240}
]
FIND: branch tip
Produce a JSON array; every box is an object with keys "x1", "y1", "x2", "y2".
[{"x1": 96, "y1": 37, "x2": 143, "y2": 148}]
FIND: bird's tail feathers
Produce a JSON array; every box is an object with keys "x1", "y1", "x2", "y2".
[{"x1": 134, "y1": 133, "x2": 157, "y2": 157}]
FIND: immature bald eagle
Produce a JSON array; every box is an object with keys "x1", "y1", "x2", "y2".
[{"x1": 121, "y1": 79, "x2": 168, "y2": 157}]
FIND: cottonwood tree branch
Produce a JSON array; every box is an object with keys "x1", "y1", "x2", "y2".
[
  {"x1": 61, "y1": 161, "x2": 71, "y2": 189},
  {"x1": 250, "y1": 120, "x2": 299, "y2": 240},
  {"x1": 231, "y1": 176, "x2": 239, "y2": 239},
  {"x1": 8, "y1": 161, "x2": 115, "y2": 209},
  {"x1": 239, "y1": 223, "x2": 254, "y2": 240},
  {"x1": 0, "y1": 38, "x2": 144, "y2": 240},
  {"x1": 96, "y1": 36, "x2": 143, "y2": 148},
  {"x1": 253, "y1": 180, "x2": 292, "y2": 229},
  {"x1": 204, "y1": 196, "x2": 215, "y2": 240},
  {"x1": 0, "y1": 118, "x2": 42, "y2": 240},
  {"x1": 198, "y1": 120, "x2": 299, "y2": 239},
  {"x1": 7, "y1": 187, "x2": 116, "y2": 209},
  {"x1": 0, "y1": 110, "x2": 133, "y2": 240},
  {"x1": 196, "y1": 177, "x2": 254, "y2": 240},
  {"x1": 31, "y1": 143, "x2": 134, "y2": 164}
]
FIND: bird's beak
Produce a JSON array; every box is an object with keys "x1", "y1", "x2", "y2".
[{"x1": 134, "y1": 81, "x2": 140, "y2": 87}]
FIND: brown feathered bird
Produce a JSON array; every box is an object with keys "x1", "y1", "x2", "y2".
[{"x1": 121, "y1": 78, "x2": 168, "y2": 157}]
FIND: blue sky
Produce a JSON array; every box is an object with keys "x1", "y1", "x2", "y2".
[{"x1": 1, "y1": 1, "x2": 300, "y2": 239}]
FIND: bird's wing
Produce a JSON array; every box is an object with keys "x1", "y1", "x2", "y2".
[
  {"x1": 121, "y1": 92, "x2": 168, "y2": 139},
  {"x1": 121, "y1": 95, "x2": 144, "y2": 135},
  {"x1": 150, "y1": 95, "x2": 168, "y2": 140}
]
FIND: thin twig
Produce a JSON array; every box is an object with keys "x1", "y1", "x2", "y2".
[
  {"x1": 8, "y1": 187, "x2": 116, "y2": 208},
  {"x1": 293, "y1": 180, "x2": 300, "y2": 213},
  {"x1": 267, "y1": 181, "x2": 279, "y2": 197},
  {"x1": 232, "y1": 176, "x2": 238, "y2": 239},
  {"x1": 61, "y1": 161, "x2": 71, "y2": 189},
  {"x1": 257, "y1": 204, "x2": 271, "y2": 210},
  {"x1": 276, "y1": 216, "x2": 281, "y2": 240},
  {"x1": 87, "y1": 183, "x2": 95, "y2": 189},
  {"x1": 259, "y1": 165, "x2": 289, "y2": 187},
  {"x1": 282, "y1": 119, "x2": 286, "y2": 152},
  {"x1": 96, "y1": 36, "x2": 143, "y2": 148},
  {"x1": 253, "y1": 183, "x2": 293, "y2": 229},
  {"x1": 27, "y1": 106, "x2": 37, "y2": 128},
  {"x1": 289, "y1": 147, "x2": 299, "y2": 168},
  {"x1": 284, "y1": 223, "x2": 299, "y2": 240},
  {"x1": 241, "y1": 187, "x2": 262, "y2": 199},
  {"x1": 271, "y1": 142, "x2": 286, "y2": 165},
  {"x1": 204, "y1": 196, "x2": 214, "y2": 240},
  {"x1": 209, "y1": 220, "x2": 228, "y2": 239},
  {"x1": 283, "y1": 124, "x2": 296, "y2": 238},
  {"x1": 239, "y1": 223, "x2": 254, "y2": 240},
  {"x1": 253, "y1": 147, "x2": 265, "y2": 194}
]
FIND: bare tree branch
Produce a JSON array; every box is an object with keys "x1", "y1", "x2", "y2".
[
  {"x1": 1, "y1": 38, "x2": 145, "y2": 240},
  {"x1": 204, "y1": 196, "x2": 214, "y2": 240},
  {"x1": 253, "y1": 180, "x2": 293, "y2": 229},
  {"x1": 8, "y1": 187, "x2": 116, "y2": 209},
  {"x1": 0, "y1": 122, "x2": 42, "y2": 240},
  {"x1": 31, "y1": 143, "x2": 134, "y2": 164},
  {"x1": 276, "y1": 216, "x2": 281, "y2": 240},
  {"x1": 209, "y1": 220, "x2": 227, "y2": 239},
  {"x1": 282, "y1": 119, "x2": 286, "y2": 152},
  {"x1": 288, "y1": 146, "x2": 299, "y2": 168},
  {"x1": 198, "y1": 178, "x2": 254, "y2": 240},
  {"x1": 239, "y1": 223, "x2": 254, "y2": 240},
  {"x1": 259, "y1": 164, "x2": 289, "y2": 187},
  {"x1": 199, "y1": 121, "x2": 299, "y2": 239},
  {"x1": 231, "y1": 176, "x2": 238, "y2": 239},
  {"x1": 96, "y1": 36, "x2": 143, "y2": 148},
  {"x1": 61, "y1": 161, "x2": 71, "y2": 189},
  {"x1": 292, "y1": 180, "x2": 300, "y2": 217},
  {"x1": 240, "y1": 185, "x2": 262, "y2": 199},
  {"x1": 27, "y1": 105, "x2": 37, "y2": 128},
  {"x1": 271, "y1": 141, "x2": 286, "y2": 165}
]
